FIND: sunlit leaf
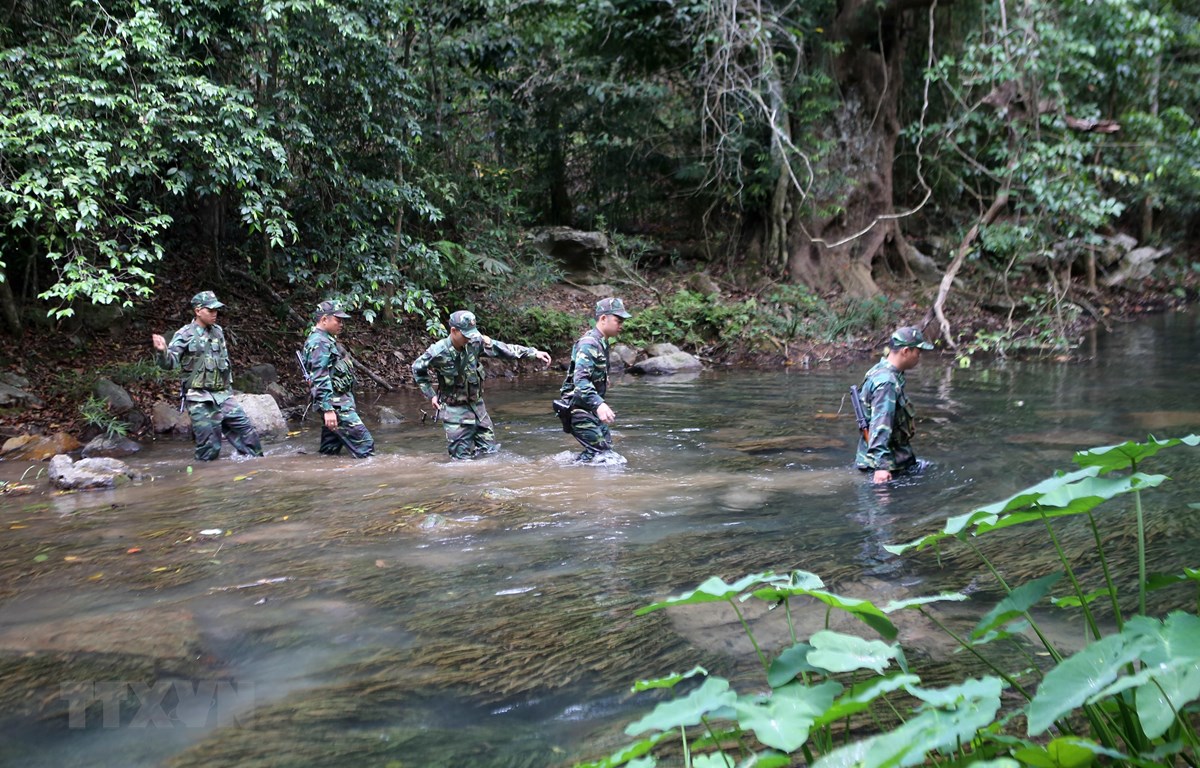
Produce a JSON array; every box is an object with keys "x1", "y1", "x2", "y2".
[
  {"x1": 814, "y1": 674, "x2": 921, "y2": 726},
  {"x1": 733, "y1": 681, "x2": 840, "y2": 752},
  {"x1": 750, "y1": 587, "x2": 896, "y2": 640},
  {"x1": 1132, "y1": 612, "x2": 1200, "y2": 738},
  {"x1": 973, "y1": 573, "x2": 1063, "y2": 639},
  {"x1": 632, "y1": 666, "x2": 708, "y2": 693},
  {"x1": 1073, "y1": 435, "x2": 1200, "y2": 473},
  {"x1": 1014, "y1": 737, "x2": 1127, "y2": 768},
  {"x1": 807, "y1": 630, "x2": 901, "y2": 674},
  {"x1": 636, "y1": 573, "x2": 775, "y2": 615},
  {"x1": 882, "y1": 593, "x2": 968, "y2": 612},
  {"x1": 625, "y1": 677, "x2": 736, "y2": 735},
  {"x1": 1027, "y1": 631, "x2": 1156, "y2": 735}
]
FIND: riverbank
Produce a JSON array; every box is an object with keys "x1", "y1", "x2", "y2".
[{"x1": 0, "y1": 249, "x2": 1195, "y2": 445}]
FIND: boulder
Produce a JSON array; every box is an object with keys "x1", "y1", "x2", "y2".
[
  {"x1": 150, "y1": 400, "x2": 191, "y2": 434},
  {"x1": 1104, "y1": 245, "x2": 1171, "y2": 287},
  {"x1": 92, "y1": 378, "x2": 134, "y2": 415},
  {"x1": 265, "y1": 381, "x2": 296, "y2": 408},
  {"x1": 684, "y1": 271, "x2": 722, "y2": 296},
  {"x1": 630, "y1": 351, "x2": 703, "y2": 376},
  {"x1": 645, "y1": 342, "x2": 683, "y2": 357},
  {"x1": 81, "y1": 434, "x2": 142, "y2": 459},
  {"x1": 235, "y1": 363, "x2": 278, "y2": 394},
  {"x1": 610, "y1": 343, "x2": 638, "y2": 368},
  {"x1": 377, "y1": 406, "x2": 406, "y2": 425},
  {"x1": 531, "y1": 227, "x2": 611, "y2": 284},
  {"x1": 1, "y1": 433, "x2": 82, "y2": 461},
  {"x1": 0, "y1": 382, "x2": 43, "y2": 409},
  {"x1": 0, "y1": 372, "x2": 30, "y2": 389},
  {"x1": 231, "y1": 393, "x2": 287, "y2": 439},
  {"x1": 48, "y1": 454, "x2": 142, "y2": 490}
]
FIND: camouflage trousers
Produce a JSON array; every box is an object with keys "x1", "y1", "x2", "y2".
[
  {"x1": 568, "y1": 410, "x2": 613, "y2": 461},
  {"x1": 441, "y1": 400, "x2": 497, "y2": 460},
  {"x1": 187, "y1": 398, "x2": 263, "y2": 462},
  {"x1": 319, "y1": 393, "x2": 375, "y2": 458}
]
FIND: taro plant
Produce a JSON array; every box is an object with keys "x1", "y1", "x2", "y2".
[{"x1": 577, "y1": 435, "x2": 1200, "y2": 768}]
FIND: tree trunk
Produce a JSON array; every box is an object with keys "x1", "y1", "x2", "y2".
[
  {"x1": 786, "y1": 0, "x2": 925, "y2": 296},
  {"x1": 0, "y1": 268, "x2": 21, "y2": 336}
]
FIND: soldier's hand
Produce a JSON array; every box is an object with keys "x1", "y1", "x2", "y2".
[
  {"x1": 597, "y1": 402, "x2": 615, "y2": 424},
  {"x1": 430, "y1": 396, "x2": 441, "y2": 411},
  {"x1": 535, "y1": 350, "x2": 551, "y2": 366},
  {"x1": 873, "y1": 469, "x2": 892, "y2": 484},
  {"x1": 151, "y1": 334, "x2": 166, "y2": 352},
  {"x1": 324, "y1": 411, "x2": 338, "y2": 429}
]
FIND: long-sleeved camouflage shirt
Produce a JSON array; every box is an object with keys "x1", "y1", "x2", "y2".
[
  {"x1": 411, "y1": 335, "x2": 542, "y2": 406},
  {"x1": 559, "y1": 327, "x2": 610, "y2": 412},
  {"x1": 854, "y1": 357, "x2": 917, "y2": 471},
  {"x1": 303, "y1": 327, "x2": 356, "y2": 412},
  {"x1": 157, "y1": 321, "x2": 233, "y2": 403}
]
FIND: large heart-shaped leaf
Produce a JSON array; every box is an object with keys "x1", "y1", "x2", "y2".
[
  {"x1": 807, "y1": 630, "x2": 901, "y2": 674},
  {"x1": 1074, "y1": 435, "x2": 1200, "y2": 473},
  {"x1": 636, "y1": 573, "x2": 775, "y2": 615},
  {"x1": 972, "y1": 572, "x2": 1063, "y2": 640},
  {"x1": 733, "y1": 680, "x2": 841, "y2": 753},
  {"x1": 625, "y1": 676, "x2": 737, "y2": 735}
]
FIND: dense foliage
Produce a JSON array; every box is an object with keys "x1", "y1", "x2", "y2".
[{"x1": 1, "y1": 0, "x2": 1198, "y2": 341}]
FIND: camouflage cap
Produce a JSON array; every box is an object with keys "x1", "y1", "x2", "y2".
[
  {"x1": 315, "y1": 300, "x2": 351, "y2": 319},
  {"x1": 448, "y1": 310, "x2": 482, "y2": 340},
  {"x1": 890, "y1": 325, "x2": 934, "y2": 350},
  {"x1": 191, "y1": 290, "x2": 224, "y2": 309},
  {"x1": 595, "y1": 297, "x2": 632, "y2": 319}
]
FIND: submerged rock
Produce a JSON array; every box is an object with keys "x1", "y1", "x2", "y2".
[{"x1": 1, "y1": 432, "x2": 81, "y2": 461}]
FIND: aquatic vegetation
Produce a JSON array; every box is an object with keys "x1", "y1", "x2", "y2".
[{"x1": 577, "y1": 435, "x2": 1200, "y2": 768}]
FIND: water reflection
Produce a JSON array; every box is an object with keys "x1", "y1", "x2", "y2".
[{"x1": 2, "y1": 312, "x2": 1200, "y2": 767}]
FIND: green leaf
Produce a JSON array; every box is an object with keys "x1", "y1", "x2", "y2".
[
  {"x1": 806, "y1": 630, "x2": 901, "y2": 674},
  {"x1": 1073, "y1": 435, "x2": 1200, "y2": 473},
  {"x1": 814, "y1": 677, "x2": 1003, "y2": 768},
  {"x1": 1027, "y1": 631, "x2": 1156, "y2": 735},
  {"x1": 625, "y1": 676, "x2": 736, "y2": 735},
  {"x1": 1132, "y1": 612, "x2": 1200, "y2": 738},
  {"x1": 972, "y1": 573, "x2": 1063, "y2": 639},
  {"x1": 767, "y1": 643, "x2": 817, "y2": 688},
  {"x1": 750, "y1": 587, "x2": 896, "y2": 640},
  {"x1": 636, "y1": 572, "x2": 775, "y2": 616},
  {"x1": 573, "y1": 732, "x2": 669, "y2": 768},
  {"x1": 882, "y1": 593, "x2": 969, "y2": 612},
  {"x1": 631, "y1": 666, "x2": 709, "y2": 693},
  {"x1": 733, "y1": 681, "x2": 841, "y2": 753},
  {"x1": 814, "y1": 674, "x2": 921, "y2": 727},
  {"x1": 1013, "y1": 737, "x2": 1126, "y2": 768}
]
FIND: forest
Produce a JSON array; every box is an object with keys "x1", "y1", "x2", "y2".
[{"x1": 2, "y1": 0, "x2": 1200, "y2": 355}]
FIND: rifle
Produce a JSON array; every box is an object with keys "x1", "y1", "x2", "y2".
[
  {"x1": 849, "y1": 385, "x2": 869, "y2": 442},
  {"x1": 296, "y1": 350, "x2": 313, "y2": 421}
]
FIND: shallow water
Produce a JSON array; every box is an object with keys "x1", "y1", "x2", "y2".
[{"x1": 3, "y1": 311, "x2": 1200, "y2": 767}]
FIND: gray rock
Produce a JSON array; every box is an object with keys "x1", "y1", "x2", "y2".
[
  {"x1": 630, "y1": 351, "x2": 704, "y2": 376},
  {"x1": 684, "y1": 271, "x2": 722, "y2": 295},
  {"x1": 235, "y1": 363, "x2": 279, "y2": 394},
  {"x1": 0, "y1": 382, "x2": 43, "y2": 408},
  {"x1": 610, "y1": 343, "x2": 638, "y2": 367},
  {"x1": 1104, "y1": 245, "x2": 1172, "y2": 287},
  {"x1": 81, "y1": 434, "x2": 142, "y2": 459},
  {"x1": 265, "y1": 381, "x2": 296, "y2": 408},
  {"x1": 231, "y1": 393, "x2": 287, "y2": 439},
  {"x1": 0, "y1": 372, "x2": 30, "y2": 389},
  {"x1": 377, "y1": 406, "x2": 406, "y2": 425},
  {"x1": 150, "y1": 400, "x2": 191, "y2": 434},
  {"x1": 645, "y1": 342, "x2": 682, "y2": 357},
  {"x1": 48, "y1": 454, "x2": 142, "y2": 490},
  {"x1": 531, "y1": 227, "x2": 611, "y2": 284},
  {"x1": 93, "y1": 378, "x2": 134, "y2": 415}
]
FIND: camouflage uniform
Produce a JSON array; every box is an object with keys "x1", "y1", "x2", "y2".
[
  {"x1": 157, "y1": 292, "x2": 263, "y2": 461},
  {"x1": 411, "y1": 312, "x2": 545, "y2": 459},
  {"x1": 560, "y1": 327, "x2": 613, "y2": 460},
  {"x1": 854, "y1": 358, "x2": 917, "y2": 472},
  {"x1": 303, "y1": 314, "x2": 375, "y2": 458}
]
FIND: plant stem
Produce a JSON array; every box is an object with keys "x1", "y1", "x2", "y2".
[
  {"x1": 729, "y1": 598, "x2": 768, "y2": 672},
  {"x1": 1085, "y1": 510, "x2": 1124, "y2": 631},
  {"x1": 1038, "y1": 515, "x2": 1102, "y2": 644},
  {"x1": 917, "y1": 607, "x2": 1036, "y2": 702}
]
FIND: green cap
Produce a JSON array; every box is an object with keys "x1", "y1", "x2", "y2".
[
  {"x1": 315, "y1": 300, "x2": 351, "y2": 319},
  {"x1": 595, "y1": 297, "x2": 632, "y2": 319},
  {"x1": 191, "y1": 291, "x2": 224, "y2": 309},
  {"x1": 448, "y1": 310, "x2": 482, "y2": 340},
  {"x1": 890, "y1": 326, "x2": 934, "y2": 350}
]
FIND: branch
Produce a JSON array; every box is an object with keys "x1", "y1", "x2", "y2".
[{"x1": 930, "y1": 190, "x2": 1009, "y2": 350}]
